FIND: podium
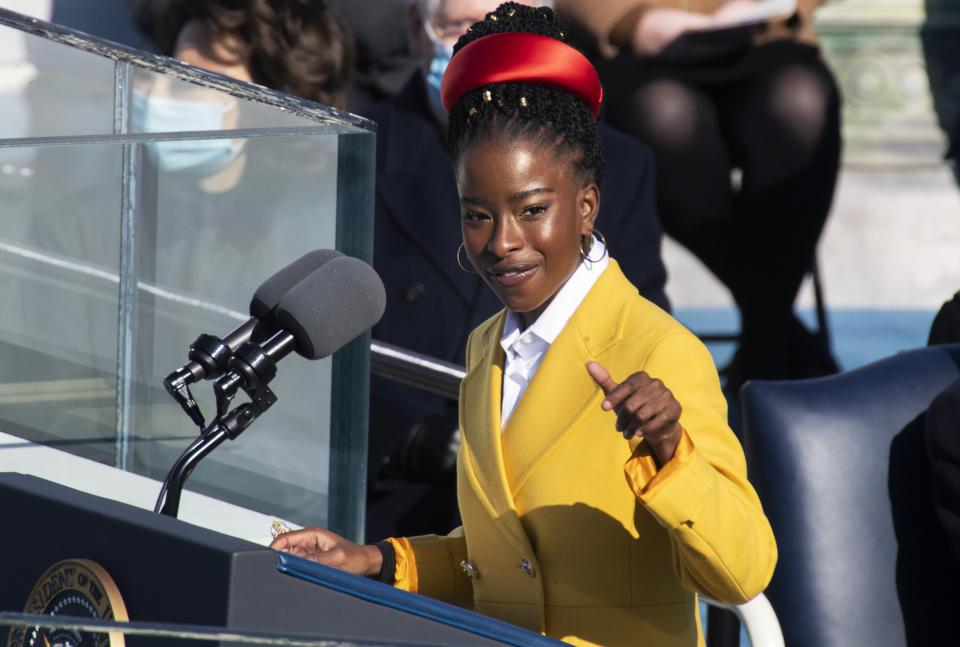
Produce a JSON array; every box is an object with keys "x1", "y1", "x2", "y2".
[{"x1": 0, "y1": 473, "x2": 564, "y2": 646}]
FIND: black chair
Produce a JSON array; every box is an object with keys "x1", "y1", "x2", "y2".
[{"x1": 740, "y1": 344, "x2": 960, "y2": 647}]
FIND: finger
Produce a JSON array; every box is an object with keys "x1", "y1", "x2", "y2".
[
  {"x1": 617, "y1": 397, "x2": 662, "y2": 438},
  {"x1": 586, "y1": 361, "x2": 619, "y2": 402},
  {"x1": 280, "y1": 544, "x2": 312, "y2": 559},
  {"x1": 622, "y1": 405, "x2": 674, "y2": 441},
  {"x1": 622, "y1": 419, "x2": 644, "y2": 440},
  {"x1": 617, "y1": 382, "x2": 676, "y2": 435},
  {"x1": 613, "y1": 388, "x2": 641, "y2": 430},
  {"x1": 633, "y1": 410, "x2": 668, "y2": 440},
  {"x1": 270, "y1": 528, "x2": 319, "y2": 552},
  {"x1": 601, "y1": 373, "x2": 654, "y2": 415},
  {"x1": 634, "y1": 393, "x2": 682, "y2": 439},
  {"x1": 610, "y1": 377, "x2": 661, "y2": 425},
  {"x1": 599, "y1": 372, "x2": 655, "y2": 415}
]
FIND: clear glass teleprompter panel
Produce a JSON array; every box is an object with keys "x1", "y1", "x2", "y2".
[
  {"x1": 0, "y1": 133, "x2": 350, "y2": 527},
  {"x1": 0, "y1": 141, "x2": 122, "y2": 464}
]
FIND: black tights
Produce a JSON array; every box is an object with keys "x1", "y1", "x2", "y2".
[{"x1": 605, "y1": 47, "x2": 842, "y2": 380}]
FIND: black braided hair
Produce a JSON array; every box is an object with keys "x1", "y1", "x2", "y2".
[{"x1": 447, "y1": 2, "x2": 604, "y2": 188}]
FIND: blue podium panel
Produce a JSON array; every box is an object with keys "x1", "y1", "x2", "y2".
[{"x1": 0, "y1": 474, "x2": 564, "y2": 646}]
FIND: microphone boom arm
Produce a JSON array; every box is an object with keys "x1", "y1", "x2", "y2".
[
  {"x1": 154, "y1": 402, "x2": 264, "y2": 517},
  {"x1": 156, "y1": 336, "x2": 290, "y2": 518}
]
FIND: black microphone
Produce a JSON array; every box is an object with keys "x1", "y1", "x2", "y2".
[
  {"x1": 164, "y1": 249, "x2": 343, "y2": 428},
  {"x1": 249, "y1": 248, "x2": 345, "y2": 325},
  {"x1": 216, "y1": 255, "x2": 386, "y2": 399}
]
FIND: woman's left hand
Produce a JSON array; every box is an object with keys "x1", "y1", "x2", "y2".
[{"x1": 587, "y1": 361, "x2": 683, "y2": 467}]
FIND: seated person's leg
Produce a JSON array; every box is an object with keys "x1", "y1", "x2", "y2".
[
  {"x1": 721, "y1": 54, "x2": 842, "y2": 382},
  {"x1": 605, "y1": 77, "x2": 741, "y2": 289},
  {"x1": 609, "y1": 78, "x2": 732, "y2": 231}
]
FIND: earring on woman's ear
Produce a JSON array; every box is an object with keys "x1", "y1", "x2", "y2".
[
  {"x1": 457, "y1": 242, "x2": 477, "y2": 273},
  {"x1": 593, "y1": 229, "x2": 608, "y2": 251},
  {"x1": 582, "y1": 229, "x2": 608, "y2": 263}
]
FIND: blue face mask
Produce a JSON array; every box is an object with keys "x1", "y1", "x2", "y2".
[
  {"x1": 423, "y1": 26, "x2": 454, "y2": 116},
  {"x1": 131, "y1": 89, "x2": 244, "y2": 175}
]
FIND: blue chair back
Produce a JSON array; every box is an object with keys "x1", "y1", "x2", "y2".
[{"x1": 740, "y1": 344, "x2": 960, "y2": 647}]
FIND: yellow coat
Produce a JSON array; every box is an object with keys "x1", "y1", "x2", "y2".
[{"x1": 391, "y1": 261, "x2": 776, "y2": 646}]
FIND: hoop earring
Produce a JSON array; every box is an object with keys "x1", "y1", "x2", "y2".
[
  {"x1": 581, "y1": 230, "x2": 608, "y2": 263},
  {"x1": 457, "y1": 242, "x2": 477, "y2": 274}
]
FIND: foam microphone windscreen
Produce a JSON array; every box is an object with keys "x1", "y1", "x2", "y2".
[
  {"x1": 275, "y1": 256, "x2": 387, "y2": 360},
  {"x1": 249, "y1": 249, "x2": 344, "y2": 319}
]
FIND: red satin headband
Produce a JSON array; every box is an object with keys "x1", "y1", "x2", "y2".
[{"x1": 440, "y1": 32, "x2": 603, "y2": 119}]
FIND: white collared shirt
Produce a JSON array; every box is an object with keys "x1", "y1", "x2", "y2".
[{"x1": 499, "y1": 238, "x2": 609, "y2": 429}]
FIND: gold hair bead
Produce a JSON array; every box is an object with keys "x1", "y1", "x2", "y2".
[
  {"x1": 468, "y1": 107, "x2": 478, "y2": 116},
  {"x1": 508, "y1": 9, "x2": 516, "y2": 16},
  {"x1": 497, "y1": 98, "x2": 504, "y2": 107},
  {"x1": 489, "y1": 14, "x2": 498, "y2": 21},
  {"x1": 519, "y1": 96, "x2": 528, "y2": 107},
  {"x1": 482, "y1": 90, "x2": 492, "y2": 102},
  {"x1": 560, "y1": 31, "x2": 565, "y2": 37}
]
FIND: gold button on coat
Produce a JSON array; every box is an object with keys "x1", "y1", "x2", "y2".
[
  {"x1": 459, "y1": 560, "x2": 480, "y2": 579},
  {"x1": 520, "y1": 558, "x2": 534, "y2": 576}
]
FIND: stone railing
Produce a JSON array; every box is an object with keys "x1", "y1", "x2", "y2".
[{"x1": 815, "y1": 0, "x2": 960, "y2": 169}]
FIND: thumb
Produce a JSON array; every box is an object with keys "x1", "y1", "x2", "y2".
[{"x1": 586, "y1": 361, "x2": 619, "y2": 396}]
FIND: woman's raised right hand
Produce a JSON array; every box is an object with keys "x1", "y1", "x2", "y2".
[{"x1": 269, "y1": 527, "x2": 383, "y2": 578}]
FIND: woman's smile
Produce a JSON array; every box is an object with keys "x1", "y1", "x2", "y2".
[{"x1": 488, "y1": 262, "x2": 539, "y2": 287}]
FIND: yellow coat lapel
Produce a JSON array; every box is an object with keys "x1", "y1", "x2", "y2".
[{"x1": 458, "y1": 311, "x2": 532, "y2": 556}]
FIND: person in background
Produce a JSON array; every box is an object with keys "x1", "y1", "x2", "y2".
[
  {"x1": 554, "y1": 0, "x2": 843, "y2": 392},
  {"x1": 920, "y1": 0, "x2": 960, "y2": 188},
  {"x1": 891, "y1": 302, "x2": 960, "y2": 646},
  {"x1": 325, "y1": 0, "x2": 419, "y2": 109},
  {"x1": 130, "y1": 0, "x2": 354, "y2": 109},
  {"x1": 928, "y1": 291, "x2": 960, "y2": 346},
  {"x1": 121, "y1": 0, "x2": 357, "y2": 292},
  {"x1": 890, "y1": 373, "x2": 960, "y2": 646},
  {"x1": 272, "y1": 6, "x2": 775, "y2": 645},
  {"x1": 360, "y1": 0, "x2": 672, "y2": 543}
]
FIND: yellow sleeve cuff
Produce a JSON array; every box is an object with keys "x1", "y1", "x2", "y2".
[
  {"x1": 624, "y1": 428, "x2": 696, "y2": 494},
  {"x1": 386, "y1": 536, "x2": 418, "y2": 593}
]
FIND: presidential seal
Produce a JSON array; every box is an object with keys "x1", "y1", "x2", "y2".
[{"x1": 8, "y1": 559, "x2": 129, "y2": 647}]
